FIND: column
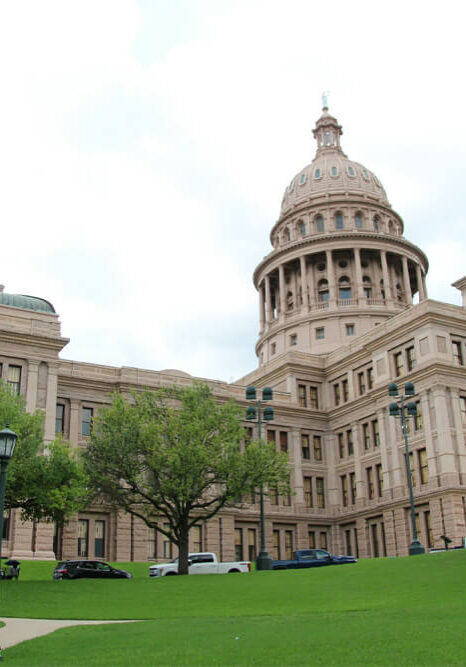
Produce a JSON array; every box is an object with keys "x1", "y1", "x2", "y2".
[
  {"x1": 416, "y1": 264, "x2": 427, "y2": 301},
  {"x1": 259, "y1": 281, "x2": 265, "y2": 332},
  {"x1": 44, "y1": 362, "x2": 59, "y2": 443},
  {"x1": 25, "y1": 360, "x2": 40, "y2": 412},
  {"x1": 353, "y1": 247, "x2": 364, "y2": 301},
  {"x1": 265, "y1": 274, "x2": 272, "y2": 324},
  {"x1": 300, "y1": 255, "x2": 308, "y2": 312},
  {"x1": 380, "y1": 250, "x2": 393, "y2": 302},
  {"x1": 69, "y1": 399, "x2": 81, "y2": 447},
  {"x1": 326, "y1": 249, "x2": 336, "y2": 303},
  {"x1": 432, "y1": 386, "x2": 459, "y2": 487},
  {"x1": 278, "y1": 264, "x2": 286, "y2": 317},
  {"x1": 401, "y1": 255, "x2": 412, "y2": 304}
]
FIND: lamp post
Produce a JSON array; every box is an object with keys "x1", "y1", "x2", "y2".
[
  {"x1": 388, "y1": 382, "x2": 425, "y2": 555},
  {"x1": 245, "y1": 385, "x2": 274, "y2": 571},
  {"x1": 0, "y1": 424, "x2": 18, "y2": 566}
]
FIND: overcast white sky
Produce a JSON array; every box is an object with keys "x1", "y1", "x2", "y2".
[{"x1": 0, "y1": 0, "x2": 465, "y2": 382}]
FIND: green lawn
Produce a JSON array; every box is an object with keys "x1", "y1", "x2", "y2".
[{"x1": 1, "y1": 551, "x2": 465, "y2": 665}]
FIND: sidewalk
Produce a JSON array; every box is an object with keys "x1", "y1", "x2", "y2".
[{"x1": 0, "y1": 617, "x2": 137, "y2": 649}]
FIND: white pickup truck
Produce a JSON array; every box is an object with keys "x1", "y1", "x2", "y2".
[{"x1": 149, "y1": 552, "x2": 251, "y2": 577}]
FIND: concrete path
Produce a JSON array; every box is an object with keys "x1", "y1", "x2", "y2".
[{"x1": 0, "y1": 617, "x2": 138, "y2": 649}]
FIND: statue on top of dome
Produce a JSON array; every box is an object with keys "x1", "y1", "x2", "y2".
[{"x1": 322, "y1": 91, "x2": 329, "y2": 110}]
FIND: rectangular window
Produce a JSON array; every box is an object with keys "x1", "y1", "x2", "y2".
[
  {"x1": 313, "y1": 435, "x2": 322, "y2": 461},
  {"x1": 298, "y1": 384, "x2": 307, "y2": 407},
  {"x1": 282, "y1": 489, "x2": 291, "y2": 507},
  {"x1": 284, "y1": 530, "x2": 293, "y2": 559},
  {"x1": 273, "y1": 530, "x2": 281, "y2": 560},
  {"x1": 316, "y1": 477, "x2": 325, "y2": 508},
  {"x1": 346, "y1": 324, "x2": 355, "y2": 336},
  {"x1": 408, "y1": 452, "x2": 416, "y2": 487},
  {"x1": 7, "y1": 365, "x2": 21, "y2": 395},
  {"x1": 346, "y1": 429, "x2": 354, "y2": 456},
  {"x1": 338, "y1": 433, "x2": 345, "y2": 459},
  {"x1": 350, "y1": 472, "x2": 356, "y2": 505},
  {"x1": 376, "y1": 463, "x2": 383, "y2": 497},
  {"x1": 290, "y1": 334, "x2": 298, "y2": 346},
  {"x1": 406, "y1": 346, "x2": 416, "y2": 371},
  {"x1": 267, "y1": 430, "x2": 276, "y2": 446},
  {"x1": 316, "y1": 327, "x2": 325, "y2": 340},
  {"x1": 301, "y1": 434, "x2": 310, "y2": 459},
  {"x1": 452, "y1": 341, "x2": 464, "y2": 366},
  {"x1": 367, "y1": 467, "x2": 375, "y2": 499},
  {"x1": 341, "y1": 475, "x2": 348, "y2": 506},
  {"x1": 309, "y1": 386, "x2": 319, "y2": 409},
  {"x1": 372, "y1": 419, "x2": 380, "y2": 447},
  {"x1": 308, "y1": 530, "x2": 316, "y2": 549},
  {"x1": 334, "y1": 384, "x2": 341, "y2": 406},
  {"x1": 419, "y1": 448, "x2": 428, "y2": 484},
  {"x1": 342, "y1": 379, "x2": 349, "y2": 402},
  {"x1": 192, "y1": 525, "x2": 202, "y2": 552},
  {"x1": 234, "y1": 528, "x2": 243, "y2": 561},
  {"x1": 271, "y1": 342, "x2": 276, "y2": 355},
  {"x1": 358, "y1": 372, "x2": 366, "y2": 395},
  {"x1": 424, "y1": 511, "x2": 434, "y2": 548},
  {"x1": 248, "y1": 528, "x2": 256, "y2": 561},
  {"x1": 362, "y1": 423, "x2": 370, "y2": 450},
  {"x1": 147, "y1": 526, "x2": 157, "y2": 559},
  {"x1": 77, "y1": 519, "x2": 89, "y2": 557},
  {"x1": 279, "y1": 431, "x2": 288, "y2": 453},
  {"x1": 319, "y1": 532, "x2": 328, "y2": 549},
  {"x1": 460, "y1": 397, "x2": 466, "y2": 426},
  {"x1": 371, "y1": 524, "x2": 379, "y2": 557},
  {"x1": 367, "y1": 367, "x2": 374, "y2": 390},
  {"x1": 56, "y1": 404, "x2": 65, "y2": 434},
  {"x1": 414, "y1": 402, "x2": 423, "y2": 431},
  {"x1": 81, "y1": 407, "x2": 93, "y2": 436},
  {"x1": 94, "y1": 520, "x2": 105, "y2": 558},
  {"x1": 269, "y1": 487, "x2": 278, "y2": 505},
  {"x1": 394, "y1": 351, "x2": 404, "y2": 377},
  {"x1": 304, "y1": 477, "x2": 313, "y2": 507}
]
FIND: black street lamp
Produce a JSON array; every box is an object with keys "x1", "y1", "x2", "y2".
[
  {"x1": 245, "y1": 385, "x2": 274, "y2": 571},
  {"x1": 0, "y1": 424, "x2": 18, "y2": 566},
  {"x1": 388, "y1": 382, "x2": 425, "y2": 556}
]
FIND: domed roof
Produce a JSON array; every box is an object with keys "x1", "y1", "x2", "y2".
[
  {"x1": 0, "y1": 288, "x2": 55, "y2": 313},
  {"x1": 280, "y1": 106, "x2": 389, "y2": 215}
]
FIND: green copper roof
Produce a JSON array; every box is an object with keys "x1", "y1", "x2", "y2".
[{"x1": 0, "y1": 292, "x2": 56, "y2": 314}]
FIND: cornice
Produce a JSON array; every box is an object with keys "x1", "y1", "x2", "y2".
[{"x1": 0, "y1": 330, "x2": 69, "y2": 352}]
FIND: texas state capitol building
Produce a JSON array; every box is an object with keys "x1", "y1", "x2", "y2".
[{"x1": 2, "y1": 103, "x2": 466, "y2": 563}]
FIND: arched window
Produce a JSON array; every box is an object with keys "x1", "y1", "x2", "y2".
[
  {"x1": 335, "y1": 212, "x2": 344, "y2": 230},
  {"x1": 373, "y1": 216, "x2": 380, "y2": 232},
  {"x1": 354, "y1": 212, "x2": 363, "y2": 229},
  {"x1": 338, "y1": 276, "x2": 351, "y2": 299},
  {"x1": 316, "y1": 216, "x2": 324, "y2": 233},
  {"x1": 317, "y1": 279, "x2": 329, "y2": 302},
  {"x1": 363, "y1": 275, "x2": 372, "y2": 298},
  {"x1": 298, "y1": 221, "x2": 306, "y2": 236}
]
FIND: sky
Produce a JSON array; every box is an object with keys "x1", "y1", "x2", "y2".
[{"x1": 0, "y1": 0, "x2": 465, "y2": 383}]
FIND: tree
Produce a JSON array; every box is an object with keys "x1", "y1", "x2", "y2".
[
  {"x1": 84, "y1": 382, "x2": 290, "y2": 574},
  {"x1": 0, "y1": 382, "x2": 90, "y2": 524}
]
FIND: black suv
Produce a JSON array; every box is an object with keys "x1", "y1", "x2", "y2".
[{"x1": 53, "y1": 560, "x2": 132, "y2": 580}]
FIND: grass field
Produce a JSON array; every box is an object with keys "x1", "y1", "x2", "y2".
[{"x1": 1, "y1": 551, "x2": 465, "y2": 665}]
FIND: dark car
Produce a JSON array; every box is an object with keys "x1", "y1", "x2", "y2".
[
  {"x1": 52, "y1": 560, "x2": 132, "y2": 580},
  {"x1": 272, "y1": 549, "x2": 357, "y2": 570}
]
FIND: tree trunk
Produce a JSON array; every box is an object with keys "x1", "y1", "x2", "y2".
[{"x1": 178, "y1": 519, "x2": 190, "y2": 575}]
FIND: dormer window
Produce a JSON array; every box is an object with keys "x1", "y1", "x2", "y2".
[
  {"x1": 314, "y1": 168, "x2": 322, "y2": 179},
  {"x1": 331, "y1": 166, "x2": 338, "y2": 176},
  {"x1": 347, "y1": 166, "x2": 355, "y2": 177},
  {"x1": 299, "y1": 173, "x2": 306, "y2": 185},
  {"x1": 362, "y1": 169, "x2": 370, "y2": 181}
]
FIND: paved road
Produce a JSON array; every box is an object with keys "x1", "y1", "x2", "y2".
[{"x1": 0, "y1": 617, "x2": 138, "y2": 649}]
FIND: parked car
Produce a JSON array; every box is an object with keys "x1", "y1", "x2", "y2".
[
  {"x1": 272, "y1": 549, "x2": 357, "y2": 570},
  {"x1": 149, "y1": 552, "x2": 251, "y2": 576},
  {"x1": 53, "y1": 560, "x2": 132, "y2": 580}
]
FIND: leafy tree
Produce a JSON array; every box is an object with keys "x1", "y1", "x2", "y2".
[
  {"x1": 84, "y1": 382, "x2": 290, "y2": 574},
  {"x1": 0, "y1": 382, "x2": 89, "y2": 524}
]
